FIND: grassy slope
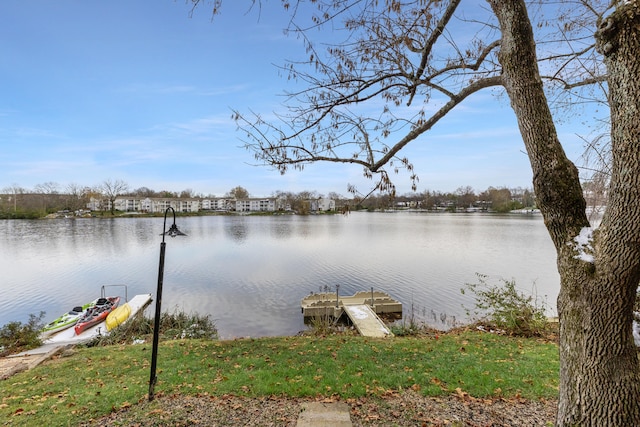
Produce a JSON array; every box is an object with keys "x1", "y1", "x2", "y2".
[{"x1": 0, "y1": 331, "x2": 558, "y2": 426}]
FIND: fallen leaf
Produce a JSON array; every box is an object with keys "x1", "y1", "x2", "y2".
[{"x1": 455, "y1": 387, "x2": 468, "y2": 400}]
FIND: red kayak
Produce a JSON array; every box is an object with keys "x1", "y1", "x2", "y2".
[{"x1": 74, "y1": 296, "x2": 120, "y2": 335}]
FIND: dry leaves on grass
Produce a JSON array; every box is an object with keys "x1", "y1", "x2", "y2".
[{"x1": 86, "y1": 390, "x2": 556, "y2": 426}]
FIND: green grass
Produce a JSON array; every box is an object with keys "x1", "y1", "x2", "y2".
[{"x1": 0, "y1": 331, "x2": 558, "y2": 426}]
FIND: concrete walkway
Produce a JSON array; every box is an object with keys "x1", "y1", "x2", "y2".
[
  {"x1": 0, "y1": 346, "x2": 63, "y2": 380},
  {"x1": 296, "y1": 402, "x2": 352, "y2": 427}
]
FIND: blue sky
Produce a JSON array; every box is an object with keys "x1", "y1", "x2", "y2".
[{"x1": 1, "y1": 1, "x2": 590, "y2": 198}]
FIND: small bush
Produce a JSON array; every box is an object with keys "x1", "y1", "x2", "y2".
[
  {"x1": 461, "y1": 274, "x2": 549, "y2": 337},
  {"x1": 87, "y1": 308, "x2": 217, "y2": 347},
  {"x1": 159, "y1": 309, "x2": 218, "y2": 340},
  {"x1": 0, "y1": 312, "x2": 45, "y2": 356},
  {"x1": 87, "y1": 312, "x2": 153, "y2": 347},
  {"x1": 307, "y1": 311, "x2": 338, "y2": 336},
  {"x1": 389, "y1": 321, "x2": 421, "y2": 337},
  {"x1": 390, "y1": 300, "x2": 423, "y2": 336}
]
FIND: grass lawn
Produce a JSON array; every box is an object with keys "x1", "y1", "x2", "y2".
[{"x1": 0, "y1": 331, "x2": 558, "y2": 426}]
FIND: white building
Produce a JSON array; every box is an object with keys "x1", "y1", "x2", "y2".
[
  {"x1": 91, "y1": 196, "x2": 279, "y2": 213},
  {"x1": 234, "y1": 198, "x2": 277, "y2": 212},
  {"x1": 115, "y1": 198, "x2": 142, "y2": 212},
  {"x1": 312, "y1": 198, "x2": 335, "y2": 212},
  {"x1": 201, "y1": 198, "x2": 230, "y2": 210},
  {"x1": 319, "y1": 198, "x2": 335, "y2": 211}
]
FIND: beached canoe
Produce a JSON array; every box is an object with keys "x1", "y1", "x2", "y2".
[
  {"x1": 74, "y1": 296, "x2": 120, "y2": 335},
  {"x1": 106, "y1": 303, "x2": 131, "y2": 331}
]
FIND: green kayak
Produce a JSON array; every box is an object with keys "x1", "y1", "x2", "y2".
[{"x1": 41, "y1": 299, "x2": 98, "y2": 337}]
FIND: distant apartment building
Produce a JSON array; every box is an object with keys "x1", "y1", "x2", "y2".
[
  {"x1": 201, "y1": 198, "x2": 229, "y2": 211},
  {"x1": 311, "y1": 198, "x2": 336, "y2": 212},
  {"x1": 235, "y1": 198, "x2": 277, "y2": 212},
  {"x1": 115, "y1": 197, "x2": 143, "y2": 212},
  {"x1": 86, "y1": 197, "x2": 104, "y2": 211},
  {"x1": 89, "y1": 196, "x2": 287, "y2": 214},
  {"x1": 122, "y1": 197, "x2": 201, "y2": 213}
]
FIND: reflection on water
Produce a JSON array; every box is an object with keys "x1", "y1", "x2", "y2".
[
  {"x1": 225, "y1": 216, "x2": 249, "y2": 243},
  {"x1": 0, "y1": 212, "x2": 559, "y2": 339}
]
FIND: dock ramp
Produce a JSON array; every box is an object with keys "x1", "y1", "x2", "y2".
[{"x1": 343, "y1": 304, "x2": 393, "y2": 338}]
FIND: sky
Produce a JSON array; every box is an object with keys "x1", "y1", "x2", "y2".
[{"x1": 0, "y1": 1, "x2": 592, "y2": 198}]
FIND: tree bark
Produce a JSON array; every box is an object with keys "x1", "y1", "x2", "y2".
[{"x1": 489, "y1": 0, "x2": 640, "y2": 425}]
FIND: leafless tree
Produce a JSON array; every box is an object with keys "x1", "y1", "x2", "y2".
[
  {"x1": 133, "y1": 186, "x2": 158, "y2": 198},
  {"x1": 34, "y1": 181, "x2": 60, "y2": 213},
  {"x1": 179, "y1": 189, "x2": 195, "y2": 198},
  {"x1": 455, "y1": 186, "x2": 476, "y2": 209},
  {"x1": 34, "y1": 181, "x2": 59, "y2": 195},
  {"x1": 99, "y1": 179, "x2": 129, "y2": 215},
  {"x1": 65, "y1": 183, "x2": 90, "y2": 212},
  {"x1": 226, "y1": 186, "x2": 250, "y2": 199},
  {"x1": 2, "y1": 183, "x2": 26, "y2": 213}
]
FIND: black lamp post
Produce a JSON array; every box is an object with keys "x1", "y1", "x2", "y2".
[{"x1": 149, "y1": 206, "x2": 185, "y2": 401}]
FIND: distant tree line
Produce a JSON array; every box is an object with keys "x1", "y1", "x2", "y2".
[{"x1": 0, "y1": 180, "x2": 535, "y2": 219}]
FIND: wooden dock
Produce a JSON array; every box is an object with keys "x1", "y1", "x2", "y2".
[{"x1": 301, "y1": 290, "x2": 401, "y2": 338}]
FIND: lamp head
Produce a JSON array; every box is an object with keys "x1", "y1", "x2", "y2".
[{"x1": 164, "y1": 223, "x2": 186, "y2": 237}]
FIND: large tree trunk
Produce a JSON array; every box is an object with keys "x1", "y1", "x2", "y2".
[{"x1": 489, "y1": 1, "x2": 640, "y2": 425}]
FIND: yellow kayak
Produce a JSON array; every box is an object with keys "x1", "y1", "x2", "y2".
[{"x1": 106, "y1": 303, "x2": 131, "y2": 331}]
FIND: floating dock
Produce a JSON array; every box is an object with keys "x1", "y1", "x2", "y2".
[{"x1": 301, "y1": 290, "x2": 401, "y2": 337}]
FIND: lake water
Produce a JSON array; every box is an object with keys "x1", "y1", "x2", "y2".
[{"x1": 0, "y1": 212, "x2": 560, "y2": 339}]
